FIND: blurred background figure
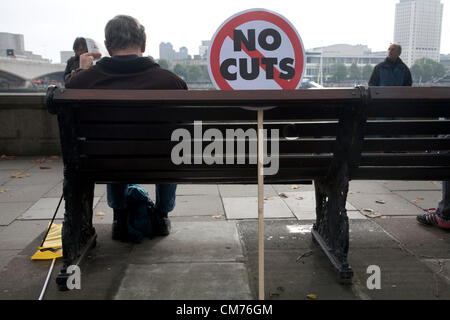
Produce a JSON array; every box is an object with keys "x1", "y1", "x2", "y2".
[{"x1": 64, "y1": 37, "x2": 88, "y2": 85}]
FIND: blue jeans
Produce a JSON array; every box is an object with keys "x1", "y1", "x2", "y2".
[
  {"x1": 437, "y1": 181, "x2": 450, "y2": 220},
  {"x1": 107, "y1": 184, "x2": 177, "y2": 213}
]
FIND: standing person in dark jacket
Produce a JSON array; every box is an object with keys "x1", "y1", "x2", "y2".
[
  {"x1": 368, "y1": 44, "x2": 449, "y2": 229},
  {"x1": 368, "y1": 44, "x2": 412, "y2": 87},
  {"x1": 63, "y1": 37, "x2": 88, "y2": 85},
  {"x1": 66, "y1": 15, "x2": 187, "y2": 242}
]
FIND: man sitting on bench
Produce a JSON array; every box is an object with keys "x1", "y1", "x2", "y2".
[{"x1": 66, "y1": 15, "x2": 187, "y2": 241}]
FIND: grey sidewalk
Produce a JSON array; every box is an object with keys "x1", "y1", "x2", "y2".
[{"x1": 0, "y1": 157, "x2": 449, "y2": 300}]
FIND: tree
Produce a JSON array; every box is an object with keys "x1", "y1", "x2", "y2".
[
  {"x1": 349, "y1": 63, "x2": 361, "y2": 80},
  {"x1": 362, "y1": 64, "x2": 374, "y2": 81},
  {"x1": 186, "y1": 65, "x2": 202, "y2": 81},
  {"x1": 173, "y1": 64, "x2": 187, "y2": 79},
  {"x1": 411, "y1": 58, "x2": 446, "y2": 83},
  {"x1": 330, "y1": 63, "x2": 347, "y2": 82},
  {"x1": 158, "y1": 59, "x2": 169, "y2": 70}
]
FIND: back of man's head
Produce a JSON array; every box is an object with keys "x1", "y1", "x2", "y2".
[{"x1": 105, "y1": 15, "x2": 146, "y2": 54}]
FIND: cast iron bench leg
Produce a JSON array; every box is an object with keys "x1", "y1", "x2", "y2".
[
  {"x1": 312, "y1": 168, "x2": 353, "y2": 284},
  {"x1": 56, "y1": 168, "x2": 96, "y2": 291}
]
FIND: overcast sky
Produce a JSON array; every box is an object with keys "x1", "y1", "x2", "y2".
[{"x1": 0, "y1": 0, "x2": 448, "y2": 63}]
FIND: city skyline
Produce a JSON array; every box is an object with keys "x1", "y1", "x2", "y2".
[{"x1": 0, "y1": 0, "x2": 449, "y2": 64}]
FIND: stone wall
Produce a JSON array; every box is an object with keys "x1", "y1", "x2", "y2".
[{"x1": 0, "y1": 93, "x2": 61, "y2": 155}]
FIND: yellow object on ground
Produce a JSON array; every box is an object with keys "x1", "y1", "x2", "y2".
[{"x1": 31, "y1": 223, "x2": 63, "y2": 260}]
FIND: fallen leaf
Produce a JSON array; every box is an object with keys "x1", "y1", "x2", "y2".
[
  {"x1": 39, "y1": 166, "x2": 52, "y2": 170},
  {"x1": 296, "y1": 196, "x2": 304, "y2": 200},
  {"x1": 264, "y1": 196, "x2": 274, "y2": 200},
  {"x1": 349, "y1": 192, "x2": 354, "y2": 194},
  {"x1": 279, "y1": 193, "x2": 289, "y2": 198},
  {"x1": 95, "y1": 211, "x2": 105, "y2": 216},
  {"x1": 306, "y1": 294, "x2": 317, "y2": 300},
  {"x1": 363, "y1": 211, "x2": 382, "y2": 218},
  {"x1": 49, "y1": 155, "x2": 60, "y2": 159},
  {"x1": 32, "y1": 158, "x2": 46, "y2": 163},
  {"x1": 1, "y1": 155, "x2": 16, "y2": 160},
  {"x1": 362, "y1": 208, "x2": 374, "y2": 213},
  {"x1": 212, "y1": 215, "x2": 223, "y2": 219},
  {"x1": 411, "y1": 197, "x2": 424, "y2": 203},
  {"x1": 375, "y1": 200, "x2": 386, "y2": 204},
  {"x1": 296, "y1": 250, "x2": 313, "y2": 262},
  {"x1": 291, "y1": 185, "x2": 299, "y2": 190},
  {"x1": 10, "y1": 173, "x2": 30, "y2": 178},
  {"x1": 0, "y1": 189, "x2": 7, "y2": 193}
]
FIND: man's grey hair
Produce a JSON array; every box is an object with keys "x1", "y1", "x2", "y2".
[{"x1": 105, "y1": 15, "x2": 146, "y2": 52}]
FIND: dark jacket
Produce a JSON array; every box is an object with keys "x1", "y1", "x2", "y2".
[
  {"x1": 368, "y1": 57, "x2": 412, "y2": 86},
  {"x1": 65, "y1": 56, "x2": 187, "y2": 90},
  {"x1": 63, "y1": 55, "x2": 80, "y2": 85}
]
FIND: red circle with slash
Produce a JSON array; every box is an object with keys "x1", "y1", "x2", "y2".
[{"x1": 208, "y1": 8, "x2": 305, "y2": 90}]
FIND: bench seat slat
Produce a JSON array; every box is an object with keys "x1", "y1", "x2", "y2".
[
  {"x1": 78, "y1": 139, "x2": 337, "y2": 156},
  {"x1": 78, "y1": 168, "x2": 328, "y2": 184},
  {"x1": 365, "y1": 120, "x2": 450, "y2": 136},
  {"x1": 366, "y1": 103, "x2": 450, "y2": 118},
  {"x1": 75, "y1": 106, "x2": 345, "y2": 123},
  {"x1": 359, "y1": 153, "x2": 450, "y2": 166},
  {"x1": 77, "y1": 122, "x2": 339, "y2": 140},
  {"x1": 78, "y1": 156, "x2": 334, "y2": 171},
  {"x1": 362, "y1": 138, "x2": 450, "y2": 152},
  {"x1": 353, "y1": 167, "x2": 450, "y2": 180}
]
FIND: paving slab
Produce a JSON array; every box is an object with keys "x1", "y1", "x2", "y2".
[
  {"x1": 380, "y1": 180, "x2": 442, "y2": 191},
  {"x1": 3, "y1": 171, "x2": 62, "y2": 187},
  {"x1": 0, "y1": 249, "x2": 20, "y2": 272},
  {"x1": 0, "y1": 184, "x2": 54, "y2": 203},
  {"x1": 218, "y1": 184, "x2": 278, "y2": 197},
  {"x1": 92, "y1": 201, "x2": 114, "y2": 225},
  {"x1": 0, "y1": 220, "x2": 50, "y2": 250},
  {"x1": 0, "y1": 224, "x2": 133, "y2": 300},
  {"x1": 347, "y1": 193, "x2": 425, "y2": 216},
  {"x1": 222, "y1": 196, "x2": 294, "y2": 219},
  {"x1": 129, "y1": 221, "x2": 244, "y2": 264},
  {"x1": 348, "y1": 247, "x2": 450, "y2": 299},
  {"x1": 276, "y1": 191, "x2": 364, "y2": 220},
  {"x1": 27, "y1": 160, "x2": 63, "y2": 173},
  {"x1": 372, "y1": 217, "x2": 450, "y2": 258},
  {"x1": 238, "y1": 219, "x2": 450, "y2": 300},
  {"x1": 170, "y1": 195, "x2": 224, "y2": 217},
  {"x1": 175, "y1": 184, "x2": 220, "y2": 196},
  {"x1": 18, "y1": 197, "x2": 101, "y2": 220},
  {"x1": 395, "y1": 190, "x2": 442, "y2": 211},
  {"x1": 0, "y1": 159, "x2": 36, "y2": 171},
  {"x1": 0, "y1": 170, "x2": 13, "y2": 185},
  {"x1": 114, "y1": 262, "x2": 252, "y2": 300},
  {"x1": 271, "y1": 183, "x2": 315, "y2": 193},
  {"x1": 43, "y1": 182, "x2": 106, "y2": 198},
  {"x1": 421, "y1": 259, "x2": 450, "y2": 283},
  {"x1": 0, "y1": 202, "x2": 34, "y2": 226},
  {"x1": 237, "y1": 220, "x2": 357, "y2": 299},
  {"x1": 349, "y1": 180, "x2": 392, "y2": 194}
]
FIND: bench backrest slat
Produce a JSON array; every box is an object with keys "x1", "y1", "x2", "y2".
[{"x1": 47, "y1": 86, "x2": 450, "y2": 183}]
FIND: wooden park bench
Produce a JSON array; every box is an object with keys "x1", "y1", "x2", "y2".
[{"x1": 46, "y1": 86, "x2": 450, "y2": 291}]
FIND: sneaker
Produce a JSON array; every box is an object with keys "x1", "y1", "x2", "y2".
[{"x1": 416, "y1": 208, "x2": 450, "y2": 230}]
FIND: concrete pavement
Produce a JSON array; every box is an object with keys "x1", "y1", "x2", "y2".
[{"x1": 0, "y1": 156, "x2": 449, "y2": 300}]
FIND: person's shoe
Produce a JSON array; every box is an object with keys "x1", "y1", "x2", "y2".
[
  {"x1": 112, "y1": 208, "x2": 128, "y2": 240},
  {"x1": 416, "y1": 209, "x2": 450, "y2": 230},
  {"x1": 153, "y1": 210, "x2": 171, "y2": 236}
]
